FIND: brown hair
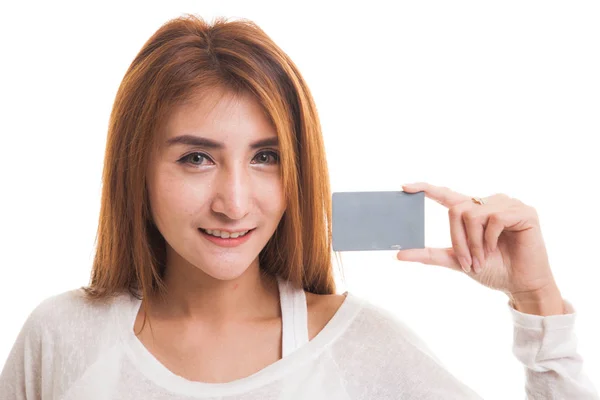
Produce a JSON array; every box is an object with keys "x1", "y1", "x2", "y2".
[{"x1": 81, "y1": 14, "x2": 339, "y2": 316}]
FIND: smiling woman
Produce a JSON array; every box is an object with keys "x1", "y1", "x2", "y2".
[
  {"x1": 0, "y1": 12, "x2": 598, "y2": 400},
  {"x1": 145, "y1": 87, "x2": 289, "y2": 285}
]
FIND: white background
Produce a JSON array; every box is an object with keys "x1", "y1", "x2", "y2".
[{"x1": 1, "y1": 1, "x2": 598, "y2": 398}]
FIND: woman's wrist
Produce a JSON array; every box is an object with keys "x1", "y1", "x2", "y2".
[{"x1": 508, "y1": 281, "x2": 565, "y2": 316}]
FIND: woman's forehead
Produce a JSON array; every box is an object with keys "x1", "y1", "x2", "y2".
[{"x1": 161, "y1": 89, "x2": 277, "y2": 148}]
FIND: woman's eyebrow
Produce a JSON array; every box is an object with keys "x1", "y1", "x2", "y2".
[
  {"x1": 250, "y1": 137, "x2": 278, "y2": 149},
  {"x1": 165, "y1": 135, "x2": 223, "y2": 149},
  {"x1": 165, "y1": 135, "x2": 278, "y2": 149}
]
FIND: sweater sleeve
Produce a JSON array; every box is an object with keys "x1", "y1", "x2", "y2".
[
  {"x1": 509, "y1": 298, "x2": 599, "y2": 399},
  {"x1": 0, "y1": 300, "x2": 54, "y2": 400}
]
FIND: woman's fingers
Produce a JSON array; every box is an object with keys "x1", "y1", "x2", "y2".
[
  {"x1": 402, "y1": 182, "x2": 469, "y2": 208},
  {"x1": 401, "y1": 183, "x2": 513, "y2": 275},
  {"x1": 448, "y1": 204, "x2": 473, "y2": 273},
  {"x1": 484, "y1": 211, "x2": 506, "y2": 254},
  {"x1": 396, "y1": 247, "x2": 463, "y2": 272},
  {"x1": 462, "y1": 207, "x2": 488, "y2": 274}
]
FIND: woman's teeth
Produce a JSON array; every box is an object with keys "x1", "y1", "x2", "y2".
[{"x1": 202, "y1": 229, "x2": 250, "y2": 239}]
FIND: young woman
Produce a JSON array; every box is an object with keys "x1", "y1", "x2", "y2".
[{"x1": 1, "y1": 14, "x2": 597, "y2": 399}]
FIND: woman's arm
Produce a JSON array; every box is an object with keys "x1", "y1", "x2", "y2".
[
  {"x1": 509, "y1": 288, "x2": 599, "y2": 399},
  {"x1": 0, "y1": 300, "x2": 53, "y2": 400},
  {"x1": 362, "y1": 294, "x2": 598, "y2": 399}
]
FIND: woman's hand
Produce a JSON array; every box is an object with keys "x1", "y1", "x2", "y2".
[{"x1": 396, "y1": 182, "x2": 564, "y2": 315}]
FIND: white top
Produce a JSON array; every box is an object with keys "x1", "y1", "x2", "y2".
[{"x1": 1, "y1": 276, "x2": 598, "y2": 399}]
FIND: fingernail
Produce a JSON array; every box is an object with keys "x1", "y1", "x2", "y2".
[
  {"x1": 459, "y1": 257, "x2": 471, "y2": 273},
  {"x1": 473, "y1": 257, "x2": 481, "y2": 274}
]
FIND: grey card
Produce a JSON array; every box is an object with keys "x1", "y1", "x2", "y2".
[{"x1": 332, "y1": 191, "x2": 425, "y2": 251}]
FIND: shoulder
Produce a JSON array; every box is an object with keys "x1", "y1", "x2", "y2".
[
  {"x1": 323, "y1": 293, "x2": 446, "y2": 367},
  {"x1": 304, "y1": 290, "x2": 430, "y2": 352},
  {"x1": 29, "y1": 288, "x2": 126, "y2": 321},
  {"x1": 330, "y1": 294, "x2": 480, "y2": 399},
  {"x1": 14, "y1": 288, "x2": 135, "y2": 372},
  {"x1": 1, "y1": 289, "x2": 136, "y2": 397},
  {"x1": 19, "y1": 289, "x2": 86, "y2": 335},
  {"x1": 326, "y1": 295, "x2": 481, "y2": 397},
  {"x1": 21, "y1": 288, "x2": 134, "y2": 344}
]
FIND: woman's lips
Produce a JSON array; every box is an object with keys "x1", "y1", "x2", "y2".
[{"x1": 198, "y1": 228, "x2": 255, "y2": 248}]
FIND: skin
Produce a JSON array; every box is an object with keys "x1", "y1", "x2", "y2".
[
  {"x1": 398, "y1": 183, "x2": 564, "y2": 316},
  {"x1": 137, "y1": 87, "x2": 345, "y2": 383}
]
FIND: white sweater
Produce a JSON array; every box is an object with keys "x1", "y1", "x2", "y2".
[{"x1": 0, "y1": 276, "x2": 598, "y2": 399}]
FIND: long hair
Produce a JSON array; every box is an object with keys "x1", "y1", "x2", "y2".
[{"x1": 81, "y1": 14, "x2": 338, "y2": 314}]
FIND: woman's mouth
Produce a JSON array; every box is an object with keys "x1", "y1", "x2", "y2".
[
  {"x1": 200, "y1": 228, "x2": 251, "y2": 239},
  {"x1": 198, "y1": 228, "x2": 255, "y2": 247}
]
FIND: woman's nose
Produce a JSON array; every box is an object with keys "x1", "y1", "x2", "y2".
[{"x1": 210, "y1": 166, "x2": 250, "y2": 221}]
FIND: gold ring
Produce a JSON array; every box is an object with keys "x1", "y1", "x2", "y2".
[{"x1": 471, "y1": 197, "x2": 485, "y2": 205}]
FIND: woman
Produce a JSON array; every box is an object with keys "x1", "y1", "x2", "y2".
[{"x1": 0, "y1": 14, "x2": 597, "y2": 399}]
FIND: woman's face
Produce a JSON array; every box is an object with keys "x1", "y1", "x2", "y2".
[{"x1": 146, "y1": 88, "x2": 286, "y2": 281}]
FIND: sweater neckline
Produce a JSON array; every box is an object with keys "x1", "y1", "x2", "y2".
[{"x1": 121, "y1": 278, "x2": 361, "y2": 397}]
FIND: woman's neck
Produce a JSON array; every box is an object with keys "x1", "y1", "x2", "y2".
[{"x1": 147, "y1": 259, "x2": 281, "y2": 327}]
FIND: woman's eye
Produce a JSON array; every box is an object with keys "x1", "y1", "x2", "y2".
[
  {"x1": 252, "y1": 150, "x2": 280, "y2": 165},
  {"x1": 179, "y1": 152, "x2": 213, "y2": 166}
]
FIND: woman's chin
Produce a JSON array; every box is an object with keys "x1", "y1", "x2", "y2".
[{"x1": 192, "y1": 258, "x2": 255, "y2": 281}]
